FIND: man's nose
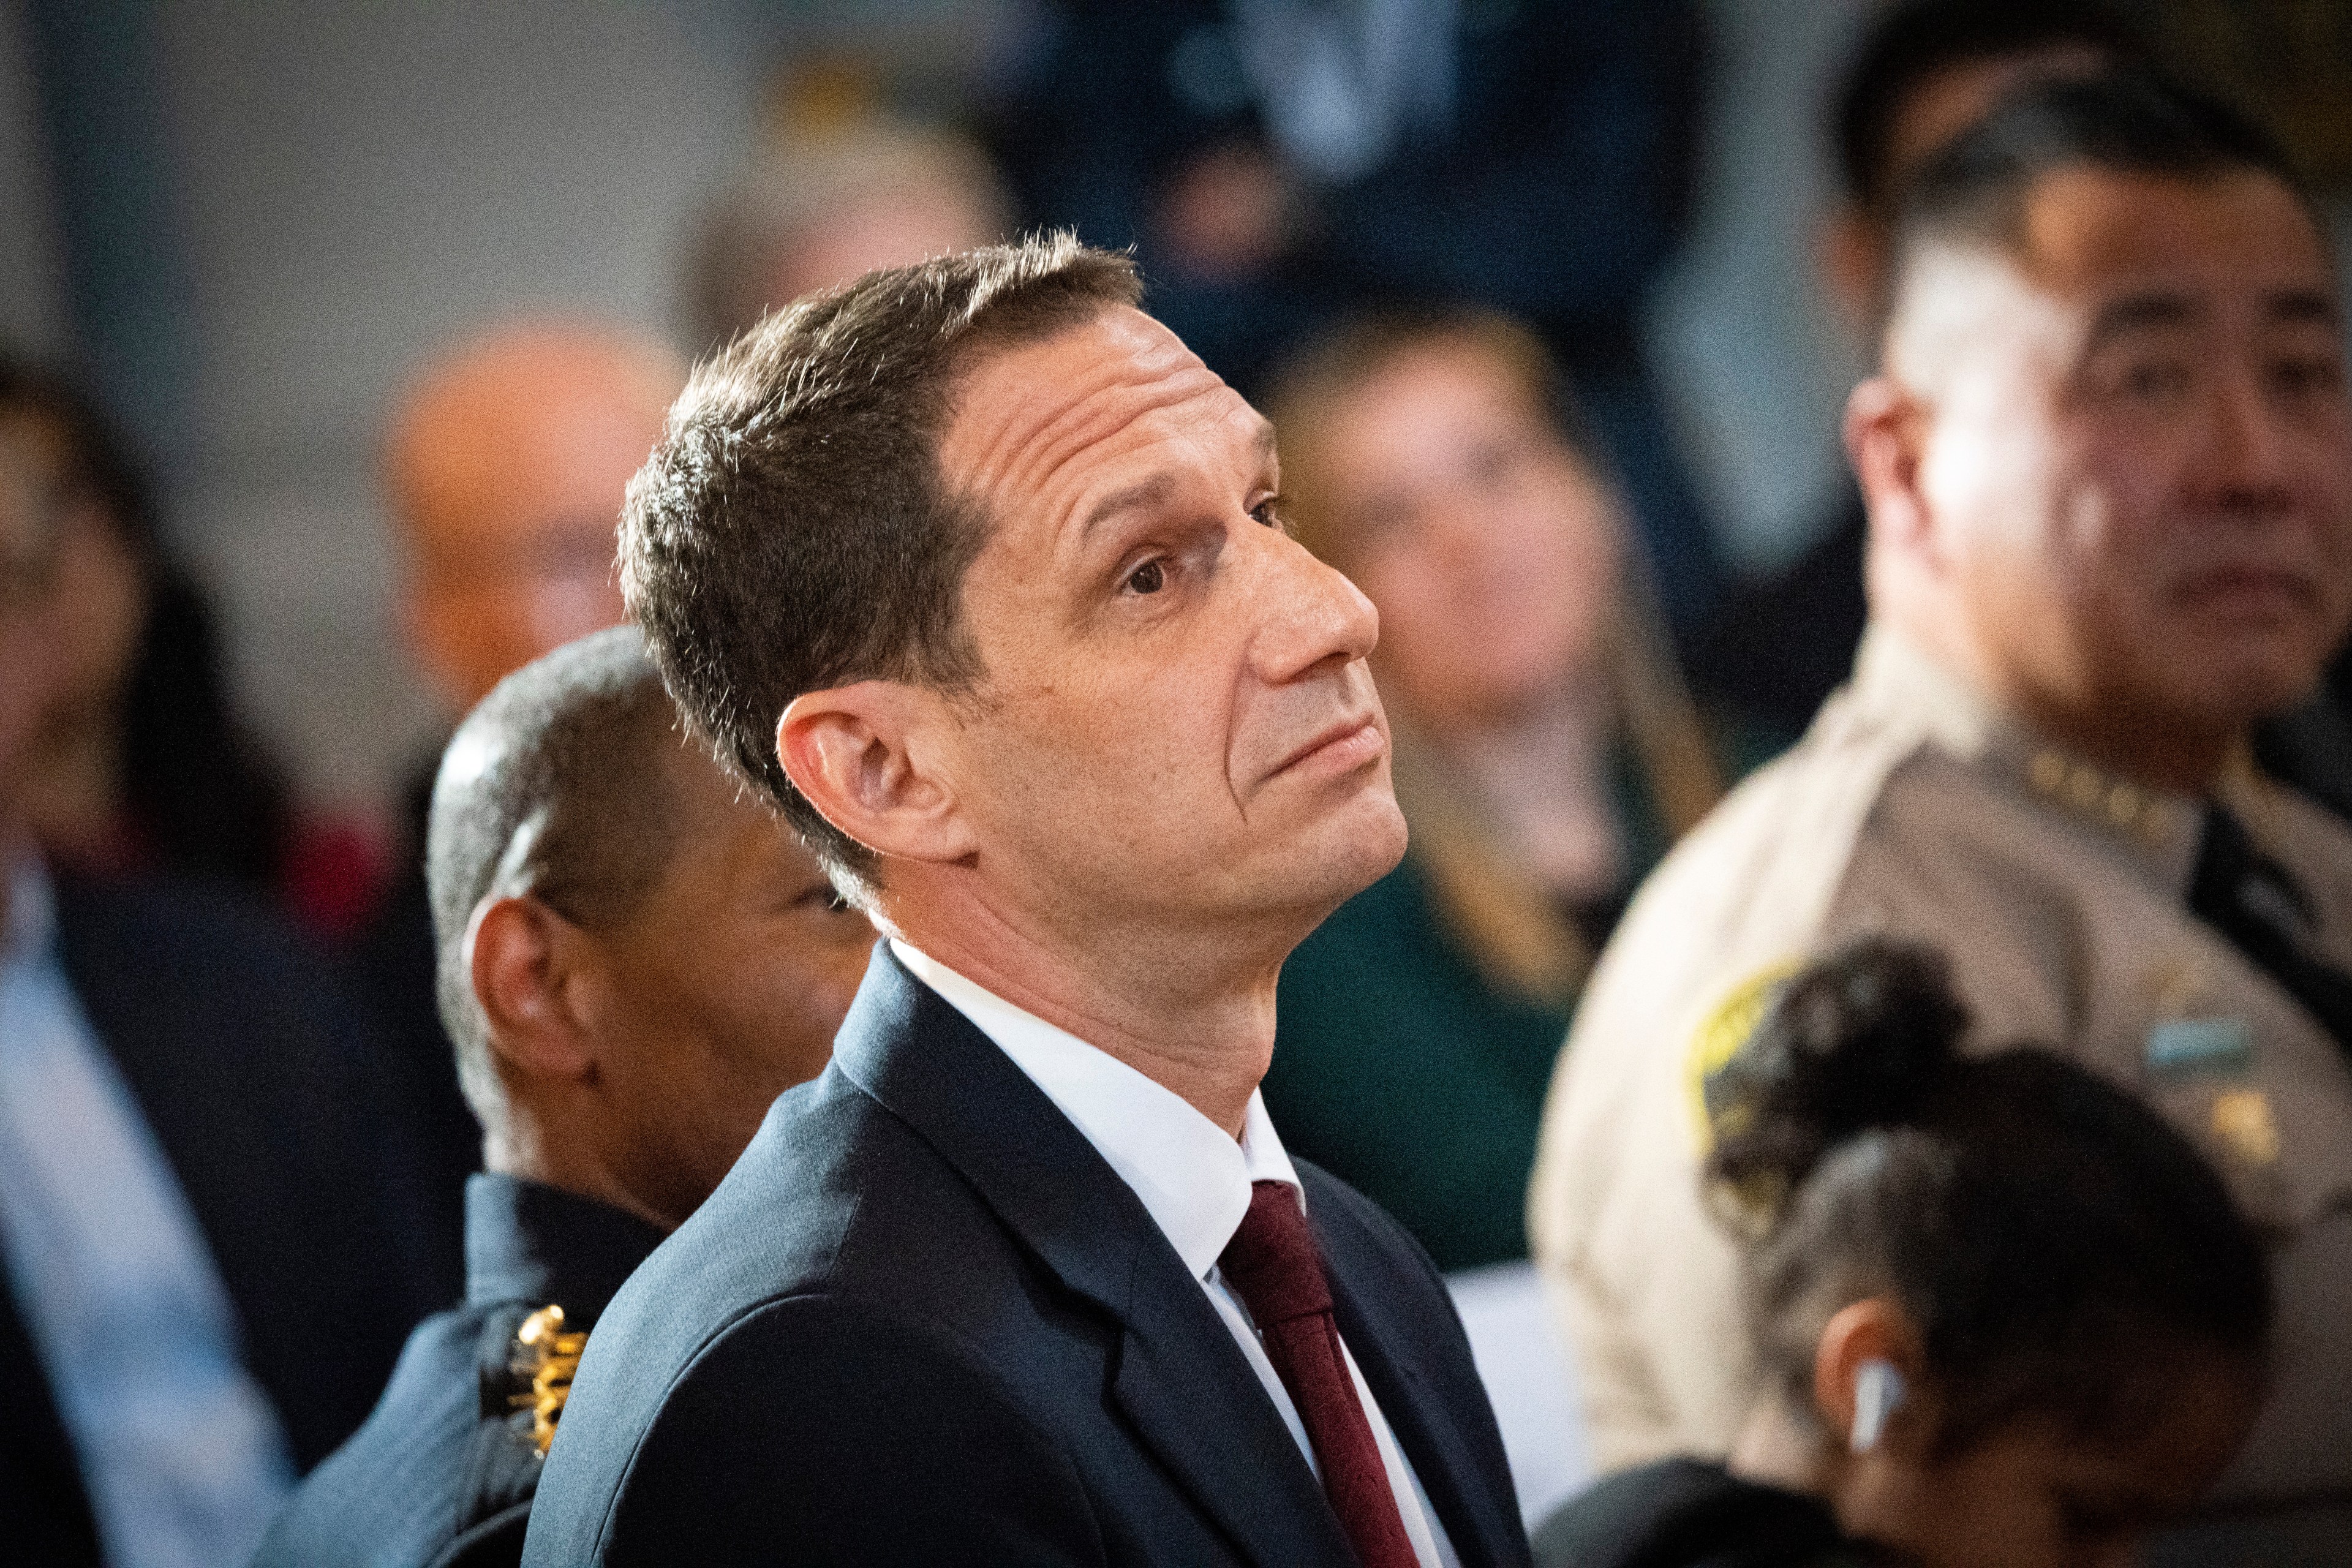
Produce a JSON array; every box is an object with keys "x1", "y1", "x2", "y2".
[
  {"x1": 2205, "y1": 365, "x2": 2296, "y2": 518},
  {"x1": 1245, "y1": 524, "x2": 1380, "y2": 686}
]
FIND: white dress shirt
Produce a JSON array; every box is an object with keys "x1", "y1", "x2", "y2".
[{"x1": 892, "y1": 940, "x2": 1460, "y2": 1568}]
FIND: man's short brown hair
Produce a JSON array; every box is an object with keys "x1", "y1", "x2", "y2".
[{"x1": 620, "y1": 234, "x2": 1141, "y2": 899}]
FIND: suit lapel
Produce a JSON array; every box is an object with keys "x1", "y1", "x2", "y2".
[
  {"x1": 831, "y1": 947, "x2": 1355, "y2": 1568},
  {"x1": 1313, "y1": 1179, "x2": 1528, "y2": 1568}
]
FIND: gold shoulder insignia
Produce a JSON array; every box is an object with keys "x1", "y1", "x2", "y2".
[
  {"x1": 1684, "y1": 960, "x2": 1801, "y2": 1153},
  {"x1": 509, "y1": 1304, "x2": 590, "y2": 1458},
  {"x1": 2025, "y1": 750, "x2": 2162, "y2": 843}
]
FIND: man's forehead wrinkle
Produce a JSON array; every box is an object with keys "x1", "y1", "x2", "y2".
[{"x1": 966, "y1": 363, "x2": 1237, "y2": 533}]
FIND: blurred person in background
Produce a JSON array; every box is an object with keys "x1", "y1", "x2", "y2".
[
  {"x1": 989, "y1": 0, "x2": 1723, "y2": 639},
  {"x1": 1262, "y1": 307, "x2": 1740, "y2": 1276},
  {"x1": 685, "y1": 115, "x2": 1012, "y2": 353},
  {"x1": 355, "y1": 320, "x2": 683, "y2": 1305},
  {"x1": 1692, "y1": 0, "x2": 2146, "y2": 743},
  {"x1": 1535, "y1": 942, "x2": 2270, "y2": 1568},
  {"x1": 0, "y1": 361, "x2": 384, "y2": 935},
  {"x1": 0, "y1": 401, "x2": 434, "y2": 1567},
  {"x1": 1534, "y1": 74, "x2": 2352, "y2": 1561},
  {"x1": 255, "y1": 627, "x2": 875, "y2": 1568}
]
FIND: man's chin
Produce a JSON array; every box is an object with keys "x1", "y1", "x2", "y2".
[{"x1": 1289, "y1": 787, "x2": 1409, "y2": 918}]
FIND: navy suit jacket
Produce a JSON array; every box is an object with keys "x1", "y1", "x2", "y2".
[
  {"x1": 0, "y1": 874, "x2": 437, "y2": 1566},
  {"x1": 522, "y1": 946, "x2": 1532, "y2": 1567},
  {"x1": 252, "y1": 1175, "x2": 668, "y2": 1568}
]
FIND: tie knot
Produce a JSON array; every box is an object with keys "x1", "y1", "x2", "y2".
[{"x1": 1218, "y1": 1179, "x2": 1331, "y2": 1327}]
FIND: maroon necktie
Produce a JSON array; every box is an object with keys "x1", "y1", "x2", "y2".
[{"x1": 1218, "y1": 1180, "x2": 1420, "y2": 1568}]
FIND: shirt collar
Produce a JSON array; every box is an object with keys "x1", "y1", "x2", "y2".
[
  {"x1": 462, "y1": 1172, "x2": 671, "y2": 1324},
  {"x1": 1850, "y1": 624, "x2": 2209, "y2": 890},
  {"x1": 889, "y1": 938, "x2": 1298, "y2": 1281}
]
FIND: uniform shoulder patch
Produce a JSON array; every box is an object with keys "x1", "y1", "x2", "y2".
[{"x1": 1684, "y1": 960, "x2": 1802, "y2": 1152}]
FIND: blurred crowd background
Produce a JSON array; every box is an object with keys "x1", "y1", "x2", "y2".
[
  {"x1": 3, "y1": 1, "x2": 2351, "y2": 1560},
  {"x1": 1, "y1": 0, "x2": 2342, "y2": 857}
]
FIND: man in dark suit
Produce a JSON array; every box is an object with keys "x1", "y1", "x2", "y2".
[
  {"x1": 522, "y1": 238, "x2": 1531, "y2": 1566},
  {"x1": 0, "y1": 375, "x2": 429, "y2": 1566},
  {"x1": 252, "y1": 627, "x2": 876, "y2": 1568}
]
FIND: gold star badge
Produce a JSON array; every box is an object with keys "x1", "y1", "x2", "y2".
[{"x1": 510, "y1": 1304, "x2": 590, "y2": 1457}]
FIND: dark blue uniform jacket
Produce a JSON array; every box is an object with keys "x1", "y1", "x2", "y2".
[{"x1": 251, "y1": 1175, "x2": 664, "y2": 1568}]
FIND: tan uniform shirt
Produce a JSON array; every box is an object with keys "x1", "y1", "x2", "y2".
[{"x1": 1530, "y1": 627, "x2": 2352, "y2": 1512}]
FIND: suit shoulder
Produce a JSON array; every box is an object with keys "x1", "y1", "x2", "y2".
[
  {"x1": 251, "y1": 1306, "x2": 488, "y2": 1568},
  {"x1": 55, "y1": 872, "x2": 323, "y2": 987},
  {"x1": 526, "y1": 1292, "x2": 1104, "y2": 1567},
  {"x1": 53, "y1": 871, "x2": 380, "y2": 1072}
]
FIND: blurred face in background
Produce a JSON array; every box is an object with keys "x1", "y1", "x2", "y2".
[
  {"x1": 0, "y1": 432, "x2": 63, "y2": 819},
  {"x1": 766, "y1": 181, "x2": 1001, "y2": 309},
  {"x1": 390, "y1": 325, "x2": 682, "y2": 713},
  {"x1": 0, "y1": 404, "x2": 147, "y2": 845},
  {"x1": 1292, "y1": 334, "x2": 1625, "y2": 736},
  {"x1": 1868, "y1": 166, "x2": 2352, "y2": 775}
]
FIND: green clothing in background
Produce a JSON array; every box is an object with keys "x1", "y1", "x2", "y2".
[
  {"x1": 1268, "y1": 861, "x2": 1570, "y2": 1272},
  {"x1": 1265, "y1": 728, "x2": 1769, "y2": 1273}
]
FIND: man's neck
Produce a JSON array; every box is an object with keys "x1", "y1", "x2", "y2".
[
  {"x1": 1893, "y1": 602, "x2": 2236, "y2": 796},
  {"x1": 484, "y1": 1117, "x2": 682, "y2": 1235},
  {"x1": 1726, "y1": 1396, "x2": 1841, "y2": 1502},
  {"x1": 2002, "y1": 685, "x2": 2234, "y2": 798},
  {"x1": 886, "y1": 884, "x2": 1294, "y2": 1139},
  {"x1": 0, "y1": 820, "x2": 28, "y2": 951}
]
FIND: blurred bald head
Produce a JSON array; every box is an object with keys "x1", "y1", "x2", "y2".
[{"x1": 387, "y1": 320, "x2": 682, "y2": 712}]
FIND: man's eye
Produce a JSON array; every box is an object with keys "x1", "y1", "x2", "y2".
[
  {"x1": 2120, "y1": 360, "x2": 2192, "y2": 399},
  {"x1": 1126, "y1": 559, "x2": 1166, "y2": 594},
  {"x1": 1251, "y1": 495, "x2": 1288, "y2": 530},
  {"x1": 2272, "y1": 353, "x2": 2345, "y2": 400}
]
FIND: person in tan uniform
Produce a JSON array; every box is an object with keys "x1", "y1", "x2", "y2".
[{"x1": 1530, "y1": 72, "x2": 2352, "y2": 1554}]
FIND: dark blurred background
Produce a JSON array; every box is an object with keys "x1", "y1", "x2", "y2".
[{"x1": 0, "y1": 0, "x2": 2344, "y2": 841}]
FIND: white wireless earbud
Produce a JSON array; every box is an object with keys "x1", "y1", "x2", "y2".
[{"x1": 1849, "y1": 1357, "x2": 1908, "y2": 1453}]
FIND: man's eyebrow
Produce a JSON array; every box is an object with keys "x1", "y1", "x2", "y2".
[
  {"x1": 2084, "y1": 291, "x2": 2200, "y2": 352},
  {"x1": 2265, "y1": 288, "x2": 2341, "y2": 330},
  {"x1": 1074, "y1": 421, "x2": 1279, "y2": 543},
  {"x1": 1077, "y1": 472, "x2": 1175, "y2": 543}
]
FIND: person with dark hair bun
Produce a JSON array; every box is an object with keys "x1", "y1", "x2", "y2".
[
  {"x1": 1536, "y1": 71, "x2": 2352, "y2": 1555},
  {"x1": 1535, "y1": 941, "x2": 2271, "y2": 1568}
]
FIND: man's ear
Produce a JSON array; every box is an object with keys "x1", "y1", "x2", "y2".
[
  {"x1": 1845, "y1": 375, "x2": 1936, "y2": 561},
  {"x1": 777, "y1": 681, "x2": 978, "y2": 867},
  {"x1": 468, "y1": 894, "x2": 595, "y2": 1082},
  {"x1": 1812, "y1": 1295, "x2": 1928, "y2": 1452}
]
